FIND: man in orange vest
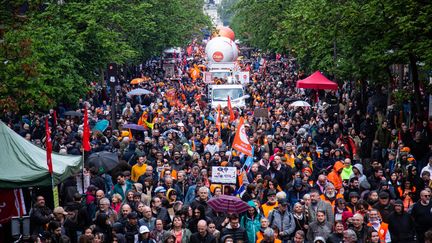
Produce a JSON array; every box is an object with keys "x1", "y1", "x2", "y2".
[
  {"x1": 367, "y1": 208, "x2": 391, "y2": 243},
  {"x1": 319, "y1": 183, "x2": 343, "y2": 207},
  {"x1": 261, "y1": 190, "x2": 278, "y2": 218}
]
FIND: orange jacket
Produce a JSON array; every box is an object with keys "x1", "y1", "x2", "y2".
[
  {"x1": 320, "y1": 193, "x2": 344, "y2": 208},
  {"x1": 261, "y1": 202, "x2": 278, "y2": 218},
  {"x1": 327, "y1": 161, "x2": 344, "y2": 190},
  {"x1": 256, "y1": 231, "x2": 282, "y2": 243}
]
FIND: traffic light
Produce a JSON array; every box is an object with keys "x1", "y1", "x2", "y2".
[
  {"x1": 107, "y1": 63, "x2": 117, "y2": 77},
  {"x1": 107, "y1": 63, "x2": 117, "y2": 84}
]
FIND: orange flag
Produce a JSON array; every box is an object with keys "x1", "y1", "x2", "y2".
[
  {"x1": 227, "y1": 96, "x2": 235, "y2": 122},
  {"x1": 128, "y1": 128, "x2": 133, "y2": 140},
  {"x1": 232, "y1": 117, "x2": 253, "y2": 156}
]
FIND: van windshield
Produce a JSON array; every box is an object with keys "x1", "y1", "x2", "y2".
[
  {"x1": 211, "y1": 71, "x2": 230, "y2": 79},
  {"x1": 213, "y1": 88, "x2": 243, "y2": 101},
  {"x1": 163, "y1": 53, "x2": 177, "y2": 59}
]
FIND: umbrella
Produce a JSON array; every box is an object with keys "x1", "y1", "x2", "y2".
[
  {"x1": 130, "y1": 78, "x2": 145, "y2": 85},
  {"x1": 64, "y1": 111, "x2": 83, "y2": 117},
  {"x1": 207, "y1": 195, "x2": 250, "y2": 214},
  {"x1": 122, "y1": 123, "x2": 147, "y2": 131},
  {"x1": 93, "y1": 120, "x2": 109, "y2": 132},
  {"x1": 87, "y1": 151, "x2": 119, "y2": 173},
  {"x1": 126, "y1": 88, "x2": 153, "y2": 98},
  {"x1": 289, "y1": 101, "x2": 311, "y2": 107}
]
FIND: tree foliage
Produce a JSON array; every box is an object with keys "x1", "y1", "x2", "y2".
[
  {"x1": 0, "y1": 0, "x2": 210, "y2": 113},
  {"x1": 230, "y1": 0, "x2": 432, "y2": 90}
]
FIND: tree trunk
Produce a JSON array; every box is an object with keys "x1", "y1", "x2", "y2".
[
  {"x1": 360, "y1": 79, "x2": 367, "y2": 113},
  {"x1": 386, "y1": 67, "x2": 393, "y2": 114},
  {"x1": 408, "y1": 53, "x2": 422, "y2": 119},
  {"x1": 100, "y1": 67, "x2": 105, "y2": 87}
]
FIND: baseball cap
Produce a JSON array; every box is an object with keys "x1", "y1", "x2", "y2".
[
  {"x1": 394, "y1": 199, "x2": 403, "y2": 206},
  {"x1": 127, "y1": 212, "x2": 138, "y2": 219},
  {"x1": 139, "y1": 225, "x2": 150, "y2": 234},
  {"x1": 53, "y1": 207, "x2": 68, "y2": 215},
  {"x1": 379, "y1": 191, "x2": 389, "y2": 199},
  {"x1": 278, "y1": 198, "x2": 289, "y2": 205},
  {"x1": 267, "y1": 190, "x2": 277, "y2": 196},
  {"x1": 155, "y1": 186, "x2": 167, "y2": 194}
]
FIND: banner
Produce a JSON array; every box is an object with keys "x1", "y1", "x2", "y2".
[
  {"x1": 53, "y1": 186, "x2": 59, "y2": 208},
  {"x1": 83, "y1": 109, "x2": 91, "y2": 151},
  {"x1": 233, "y1": 71, "x2": 250, "y2": 84},
  {"x1": 203, "y1": 72, "x2": 213, "y2": 84},
  {"x1": 243, "y1": 146, "x2": 255, "y2": 171},
  {"x1": 232, "y1": 117, "x2": 253, "y2": 156},
  {"x1": 0, "y1": 189, "x2": 26, "y2": 224},
  {"x1": 212, "y1": 166, "x2": 237, "y2": 184}
]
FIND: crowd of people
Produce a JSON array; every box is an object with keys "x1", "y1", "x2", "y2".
[{"x1": 1, "y1": 44, "x2": 432, "y2": 243}]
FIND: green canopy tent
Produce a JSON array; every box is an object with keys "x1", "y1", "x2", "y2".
[{"x1": 0, "y1": 121, "x2": 82, "y2": 188}]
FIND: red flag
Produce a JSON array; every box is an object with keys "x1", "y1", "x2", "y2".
[
  {"x1": 187, "y1": 45, "x2": 193, "y2": 56},
  {"x1": 45, "y1": 117, "x2": 53, "y2": 175},
  {"x1": 227, "y1": 96, "x2": 235, "y2": 122},
  {"x1": 83, "y1": 108, "x2": 91, "y2": 151},
  {"x1": 232, "y1": 117, "x2": 253, "y2": 156},
  {"x1": 0, "y1": 189, "x2": 27, "y2": 224}
]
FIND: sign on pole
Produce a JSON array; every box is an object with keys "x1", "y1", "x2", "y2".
[{"x1": 211, "y1": 166, "x2": 237, "y2": 184}]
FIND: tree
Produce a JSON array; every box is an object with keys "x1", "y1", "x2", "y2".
[
  {"x1": 229, "y1": 0, "x2": 432, "y2": 116},
  {"x1": 0, "y1": 0, "x2": 210, "y2": 113}
]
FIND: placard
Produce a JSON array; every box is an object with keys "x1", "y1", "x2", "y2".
[
  {"x1": 211, "y1": 166, "x2": 237, "y2": 184},
  {"x1": 253, "y1": 108, "x2": 269, "y2": 118},
  {"x1": 233, "y1": 71, "x2": 250, "y2": 84},
  {"x1": 204, "y1": 72, "x2": 213, "y2": 83}
]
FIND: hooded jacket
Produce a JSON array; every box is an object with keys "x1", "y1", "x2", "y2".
[
  {"x1": 240, "y1": 201, "x2": 261, "y2": 243},
  {"x1": 388, "y1": 210, "x2": 416, "y2": 242},
  {"x1": 350, "y1": 164, "x2": 367, "y2": 184},
  {"x1": 328, "y1": 161, "x2": 344, "y2": 190}
]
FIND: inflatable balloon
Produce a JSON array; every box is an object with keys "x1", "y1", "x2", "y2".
[
  {"x1": 213, "y1": 26, "x2": 235, "y2": 41},
  {"x1": 205, "y1": 37, "x2": 238, "y2": 63}
]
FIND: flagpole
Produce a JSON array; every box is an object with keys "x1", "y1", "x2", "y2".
[
  {"x1": 227, "y1": 130, "x2": 233, "y2": 164},
  {"x1": 81, "y1": 149, "x2": 85, "y2": 195},
  {"x1": 45, "y1": 116, "x2": 57, "y2": 207}
]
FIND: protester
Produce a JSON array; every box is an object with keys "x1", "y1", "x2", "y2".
[{"x1": 5, "y1": 44, "x2": 430, "y2": 243}]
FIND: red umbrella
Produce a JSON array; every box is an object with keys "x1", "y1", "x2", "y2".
[
  {"x1": 207, "y1": 195, "x2": 250, "y2": 214},
  {"x1": 296, "y1": 71, "x2": 338, "y2": 90}
]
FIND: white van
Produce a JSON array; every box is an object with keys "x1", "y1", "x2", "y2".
[{"x1": 208, "y1": 84, "x2": 247, "y2": 108}]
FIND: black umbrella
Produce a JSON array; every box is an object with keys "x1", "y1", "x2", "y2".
[
  {"x1": 64, "y1": 110, "x2": 83, "y2": 117},
  {"x1": 87, "y1": 151, "x2": 119, "y2": 173}
]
